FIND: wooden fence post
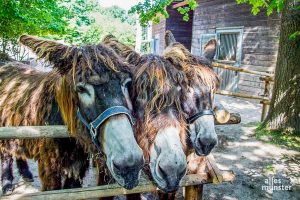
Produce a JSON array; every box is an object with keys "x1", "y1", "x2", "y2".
[
  {"x1": 260, "y1": 79, "x2": 271, "y2": 121},
  {"x1": 185, "y1": 185, "x2": 203, "y2": 200}
]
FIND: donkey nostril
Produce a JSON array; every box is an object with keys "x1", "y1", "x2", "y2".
[{"x1": 112, "y1": 160, "x2": 122, "y2": 172}]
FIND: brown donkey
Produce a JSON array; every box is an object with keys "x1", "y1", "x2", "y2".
[
  {"x1": 103, "y1": 36, "x2": 189, "y2": 194},
  {"x1": 0, "y1": 35, "x2": 144, "y2": 194},
  {"x1": 163, "y1": 30, "x2": 219, "y2": 156},
  {"x1": 103, "y1": 35, "x2": 220, "y2": 199}
]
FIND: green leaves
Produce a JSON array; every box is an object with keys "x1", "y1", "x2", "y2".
[
  {"x1": 235, "y1": 0, "x2": 285, "y2": 16},
  {"x1": 130, "y1": 0, "x2": 198, "y2": 26},
  {"x1": 0, "y1": 0, "x2": 69, "y2": 40}
]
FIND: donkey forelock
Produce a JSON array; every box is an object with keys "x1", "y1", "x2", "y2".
[
  {"x1": 132, "y1": 54, "x2": 188, "y2": 160},
  {"x1": 163, "y1": 42, "x2": 219, "y2": 91}
]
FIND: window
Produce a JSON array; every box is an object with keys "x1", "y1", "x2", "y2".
[
  {"x1": 199, "y1": 27, "x2": 243, "y2": 66},
  {"x1": 151, "y1": 34, "x2": 160, "y2": 55},
  {"x1": 216, "y1": 27, "x2": 243, "y2": 66}
]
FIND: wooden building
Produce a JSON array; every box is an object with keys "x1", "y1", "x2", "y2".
[{"x1": 151, "y1": 0, "x2": 280, "y2": 96}]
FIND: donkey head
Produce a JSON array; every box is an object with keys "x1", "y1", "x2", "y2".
[
  {"x1": 163, "y1": 31, "x2": 219, "y2": 156},
  {"x1": 132, "y1": 55, "x2": 188, "y2": 193},
  {"x1": 19, "y1": 35, "x2": 144, "y2": 189}
]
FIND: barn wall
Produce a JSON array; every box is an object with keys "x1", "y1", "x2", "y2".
[
  {"x1": 166, "y1": 6, "x2": 194, "y2": 50},
  {"x1": 151, "y1": 3, "x2": 194, "y2": 54},
  {"x1": 191, "y1": 0, "x2": 281, "y2": 95}
]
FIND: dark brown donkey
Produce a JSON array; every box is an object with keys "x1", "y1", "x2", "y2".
[
  {"x1": 103, "y1": 35, "x2": 220, "y2": 199},
  {"x1": 0, "y1": 35, "x2": 144, "y2": 194},
  {"x1": 103, "y1": 36, "x2": 189, "y2": 194},
  {"x1": 163, "y1": 30, "x2": 219, "y2": 156}
]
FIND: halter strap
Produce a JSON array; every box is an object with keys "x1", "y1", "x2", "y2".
[
  {"x1": 187, "y1": 110, "x2": 214, "y2": 124},
  {"x1": 77, "y1": 106, "x2": 134, "y2": 151}
]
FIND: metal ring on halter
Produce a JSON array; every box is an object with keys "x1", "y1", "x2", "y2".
[{"x1": 186, "y1": 110, "x2": 214, "y2": 124}]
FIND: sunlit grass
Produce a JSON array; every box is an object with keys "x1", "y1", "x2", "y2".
[{"x1": 256, "y1": 125, "x2": 300, "y2": 151}]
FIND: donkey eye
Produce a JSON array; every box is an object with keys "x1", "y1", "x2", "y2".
[
  {"x1": 76, "y1": 85, "x2": 90, "y2": 94},
  {"x1": 122, "y1": 78, "x2": 132, "y2": 88}
]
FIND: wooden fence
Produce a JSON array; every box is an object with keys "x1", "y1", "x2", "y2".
[
  {"x1": 0, "y1": 61, "x2": 273, "y2": 199},
  {"x1": 17, "y1": 169, "x2": 234, "y2": 200},
  {"x1": 0, "y1": 124, "x2": 235, "y2": 199},
  {"x1": 212, "y1": 62, "x2": 274, "y2": 121}
]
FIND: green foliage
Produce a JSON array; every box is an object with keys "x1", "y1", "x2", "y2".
[
  {"x1": 0, "y1": 0, "x2": 69, "y2": 41},
  {"x1": 289, "y1": 31, "x2": 300, "y2": 40},
  {"x1": 256, "y1": 125, "x2": 300, "y2": 151},
  {"x1": 99, "y1": 6, "x2": 136, "y2": 26},
  {"x1": 129, "y1": 0, "x2": 198, "y2": 26},
  {"x1": 60, "y1": 0, "x2": 98, "y2": 44},
  {"x1": 0, "y1": 0, "x2": 136, "y2": 59},
  {"x1": 63, "y1": 5, "x2": 136, "y2": 46},
  {"x1": 235, "y1": 0, "x2": 285, "y2": 15}
]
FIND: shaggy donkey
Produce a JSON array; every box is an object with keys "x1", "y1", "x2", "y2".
[
  {"x1": 103, "y1": 35, "x2": 220, "y2": 199},
  {"x1": 163, "y1": 30, "x2": 219, "y2": 156},
  {"x1": 0, "y1": 35, "x2": 144, "y2": 194},
  {"x1": 103, "y1": 36, "x2": 188, "y2": 193}
]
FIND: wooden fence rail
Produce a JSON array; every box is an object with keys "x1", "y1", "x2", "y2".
[
  {"x1": 0, "y1": 126, "x2": 69, "y2": 139},
  {"x1": 17, "y1": 172, "x2": 235, "y2": 200},
  {"x1": 212, "y1": 62, "x2": 274, "y2": 80},
  {"x1": 212, "y1": 62, "x2": 274, "y2": 121}
]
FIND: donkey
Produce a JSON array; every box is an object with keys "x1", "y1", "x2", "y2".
[
  {"x1": 0, "y1": 35, "x2": 144, "y2": 194},
  {"x1": 163, "y1": 30, "x2": 219, "y2": 156},
  {"x1": 103, "y1": 36, "x2": 188, "y2": 193},
  {"x1": 103, "y1": 35, "x2": 220, "y2": 197}
]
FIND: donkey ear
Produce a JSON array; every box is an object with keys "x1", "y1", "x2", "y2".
[
  {"x1": 165, "y1": 30, "x2": 177, "y2": 47},
  {"x1": 203, "y1": 39, "x2": 217, "y2": 61},
  {"x1": 19, "y1": 35, "x2": 73, "y2": 74},
  {"x1": 102, "y1": 34, "x2": 117, "y2": 44}
]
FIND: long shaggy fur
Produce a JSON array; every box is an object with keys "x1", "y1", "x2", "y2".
[
  {"x1": 163, "y1": 42, "x2": 220, "y2": 91},
  {"x1": 132, "y1": 55, "x2": 188, "y2": 161},
  {"x1": 102, "y1": 36, "x2": 188, "y2": 162},
  {"x1": 0, "y1": 35, "x2": 133, "y2": 191}
]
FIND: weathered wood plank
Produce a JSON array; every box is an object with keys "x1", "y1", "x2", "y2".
[
  {"x1": 172, "y1": 1, "x2": 188, "y2": 9},
  {"x1": 212, "y1": 62, "x2": 274, "y2": 79},
  {"x1": 0, "y1": 126, "x2": 70, "y2": 139},
  {"x1": 216, "y1": 89, "x2": 270, "y2": 102},
  {"x1": 185, "y1": 185, "x2": 203, "y2": 200},
  {"x1": 206, "y1": 154, "x2": 223, "y2": 184},
  {"x1": 20, "y1": 172, "x2": 235, "y2": 200}
]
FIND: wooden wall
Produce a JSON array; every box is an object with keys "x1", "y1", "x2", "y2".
[
  {"x1": 152, "y1": 3, "x2": 193, "y2": 54},
  {"x1": 166, "y1": 5, "x2": 194, "y2": 50},
  {"x1": 191, "y1": 0, "x2": 281, "y2": 95}
]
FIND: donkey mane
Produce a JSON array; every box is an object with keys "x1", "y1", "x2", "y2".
[
  {"x1": 101, "y1": 36, "x2": 189, "y2": 160},
  {"x1": 132, "y1": 54, "x2": 188, "y2": 161},
  {"x1": 19, "y1": 35, "x2": 130, "y2": 75},
  {"x1": 133, "y1": 54, "x2": 185, "y2": 121},
  {"x1": 0, "y1": 35, "x2": 134, "y2": 149},
  {"x1": 163, "y1": 42, "x2": 220, "y2": 90}
]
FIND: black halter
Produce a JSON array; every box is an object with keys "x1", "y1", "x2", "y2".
[
  {"x1": 77, "y1": 106, "x2": 134, "y2": 151},
  {"x1": 186, "y1": 110, "x2": 214, "y2": 124}
]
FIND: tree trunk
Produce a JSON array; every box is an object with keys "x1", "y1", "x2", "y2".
[{"x1": 263, "y1": 0, "x2": 300, "y2": 133}]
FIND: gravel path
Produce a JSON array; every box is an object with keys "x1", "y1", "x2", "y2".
[{"x1": 0, "y1": 95, "x2": 299, "y2": 200}]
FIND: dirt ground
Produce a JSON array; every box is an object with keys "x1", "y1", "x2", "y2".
[{"x1": 0, "y1": 95, "x2": 299, "y2": 200}]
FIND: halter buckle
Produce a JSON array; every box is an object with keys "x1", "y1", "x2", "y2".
[{"x1": 90, "y1": 125, "x2": 98, "y2": 139}]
